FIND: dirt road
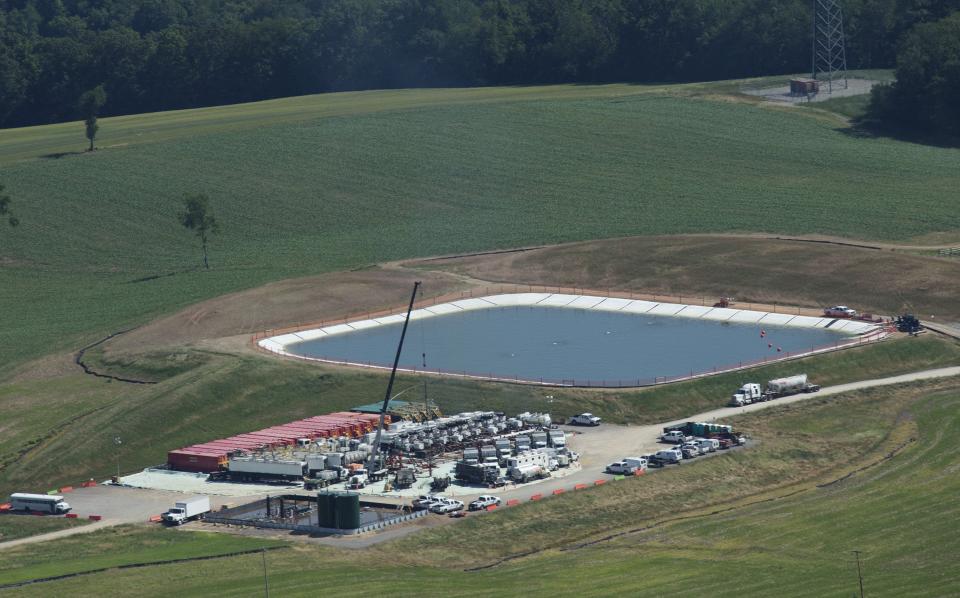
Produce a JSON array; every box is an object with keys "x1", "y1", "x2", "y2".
[
  {"x1": 487, "y1": 365, "x2": 960, "y2": 504},
  {"x1": 3, "y1": 365, "x2": 957, "y2": 551}
]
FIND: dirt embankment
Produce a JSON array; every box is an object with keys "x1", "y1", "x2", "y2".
[
  {"x1": 102, "y1": 268, "x2": 470, "y2": 357},
  {"x1": 412, "y1": 235, "x2": 960, "y2": 323},
  {"x1": 96, "y1": 234, "x2": 960, "y2": 363}
]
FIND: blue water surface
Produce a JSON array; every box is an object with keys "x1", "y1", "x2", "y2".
[{"x1": 288, "y1": 306, "x2": 848, "y2": 385}]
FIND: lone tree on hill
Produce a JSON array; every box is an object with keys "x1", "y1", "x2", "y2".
[
  {"x1": 179, "y1": 193, "x2": 219, "y2": 269},
  {"x1": 78, "y1": 85, "x2": 107, "y2": 151},
  {"x1": 0, "y1": 183, "x2": 18, "y2": 228}
]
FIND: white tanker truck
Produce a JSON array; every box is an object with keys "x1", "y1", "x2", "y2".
[{"x1": 729, "y1": 374, "x2": 821, "y2": 407}]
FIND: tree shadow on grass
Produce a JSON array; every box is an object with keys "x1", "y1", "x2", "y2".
[
  {"x1": 837, "y1": 118, "x2": 960, "y2": 149},
  {"x1": 39, "y1": 151, "x2": 84, "y2": 160}
]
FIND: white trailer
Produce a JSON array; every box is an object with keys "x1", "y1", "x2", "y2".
[
  {"x1": 548, "y1": 430, "x2": 566, "y2": 448},
  {"x1": 162, "y1": 496, "x2": 210, "y2": 525},
  {"x1": 507, "y1": 451, "x2": 550, "y2": 481},
  {"x1": 225, "y1": 457, "x2": 307, "y2": 482},
  {"x1": 9, "y1": 493, "x2": 71, "y2": 514},
  {"x1": 766, "y1": 374, "x2": 816, "y2": 396}
]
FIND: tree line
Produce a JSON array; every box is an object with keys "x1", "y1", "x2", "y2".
[
  {"x1": 866, "y1": 10, "x2": 960, "y2": 138},
  {"x1": 2, "y1": 0, "x2": 959, "y2": 129}
]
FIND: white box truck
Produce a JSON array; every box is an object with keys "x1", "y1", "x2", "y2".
[{"x1": 162, "y1": 496, "x2": 210, "y2": 525}]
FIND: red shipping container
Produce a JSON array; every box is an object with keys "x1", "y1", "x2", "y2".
[{"x1": 167, "y1": 450, "x2": 224, "y2": 472}]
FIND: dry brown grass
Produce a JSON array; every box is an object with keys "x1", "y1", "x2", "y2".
[{"x1": 417, "y1": 235, "x2": 960, "y2": 322}]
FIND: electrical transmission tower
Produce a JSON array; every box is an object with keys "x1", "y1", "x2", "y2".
[{"x1": 812, "y1": 0, "x2": 848, "y2": 92}]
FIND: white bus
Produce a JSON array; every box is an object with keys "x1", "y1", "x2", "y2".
[{"x1": 9, "y1": 493, "x2": 72, "y2": 514}]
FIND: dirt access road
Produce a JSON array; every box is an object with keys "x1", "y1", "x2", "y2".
[
  {"x1": 6, "y1": 364, "x2": 956, "y2": 551},
  {"x1": 488, "y1": 364, "x2": 960, "y2": 505}
]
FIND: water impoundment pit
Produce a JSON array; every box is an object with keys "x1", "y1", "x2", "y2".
[{"x1": 259, "y1": 293, "x2": 886, "y2": 387}]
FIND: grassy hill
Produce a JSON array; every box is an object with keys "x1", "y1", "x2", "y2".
[
  {"x1": 2, "y1": 77, "x2": 960, "y2": 372},
  {"x1": 3, "y1": 380, "x2": 957, "y2": 596}
]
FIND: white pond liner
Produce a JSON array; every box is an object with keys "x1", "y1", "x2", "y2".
[{"x1": 258, "y1": 293, "x2": 888, "y2": 387}]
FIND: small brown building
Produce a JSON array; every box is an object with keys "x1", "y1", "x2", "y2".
[{"x1": 790, "y1": 78, "x2": 820, "y2": 95}]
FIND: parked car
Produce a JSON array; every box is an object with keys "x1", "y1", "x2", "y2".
[
  {"x1": 606, "y1": 461, "x2": 638, "y2": 475},
  {"x1": 694, "y1": 438, "x2": 719, "y2": 453},
  {"x1": 654, "y1": 448, "x2": 683, "y2": 464},
  {"x1": 824, "y1": 305, "x2": 857, "y2": 318},
  {"x1": 660, "y1": 430, "x2": 692, "y2": 444},
  {"x1": 680, "y1": 444, "x2": 701, "y2": 459},
  {"x1": 622, "y1": 457, "x2": 648, "y2": 471},
  {"x1": 432, "y1": 499, "x2": 464, "y2": 514},
  {"x1": 642, "y1": 454, "x2": 665, "y2": 468},
  {"x1": 412, "y1": 494, "x2": 440, "y2": 508},
  {"x1": 420, "y1": 496, "x2": 448, "y2": 510},
  {"x1": 569, "y1": 413, "x2": 602, "y2": 426},
  {"x1": 468, "y1": 495, "x2": 502, "y2": 511}
]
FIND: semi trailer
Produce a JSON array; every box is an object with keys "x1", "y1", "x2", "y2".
[
  {"x1": 210, "y1": 457, "x2": 308, "y2": 483},
  {"x1": 729, "y1": 374, "x2": 820, "y2": 406}
]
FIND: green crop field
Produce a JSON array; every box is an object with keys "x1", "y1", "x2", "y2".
[
  {"x1": 2, "y1": 78, "x2": 960, "y2": 374},
  {"x1": 3, "y1": 76, "x2": 960, "y2": 591},
  {"x1": 3, "y1": 381, "x2": 957, "y2": 596}
]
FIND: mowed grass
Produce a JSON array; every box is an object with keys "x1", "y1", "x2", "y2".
[
  {"x1": 0, "y1": 526, "x2": 282, "y2": 588},
  {"x1": 2, "y1": 81, "x2": 960, "y2": 372},
  {"x1": 1, "y1": 334, "x2": 956, "y2": 499},
  {"x1": 5, "y1": 381, "x2": 957, "y2": 596},
  {"x1": 0, "y1": 515, "x2": 89, "y2": 543}
]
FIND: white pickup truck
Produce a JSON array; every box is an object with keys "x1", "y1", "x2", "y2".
[
  {"x1": 569, "y1": 413, "x2": 601, "y2": 426},
  {"x1": 660, "y1": 430, "x2": 692, "y2": 444},
  {"x1": 606, "y1": 461, "x2": 639, "y2": 475}
]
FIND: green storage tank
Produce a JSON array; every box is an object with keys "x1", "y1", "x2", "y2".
[
  {"x1": 334, "y1": 492, "x2": 360, "y2": 530},
  {"x1": 316, "y1": 492, "x2": 335, "y2": 528}
]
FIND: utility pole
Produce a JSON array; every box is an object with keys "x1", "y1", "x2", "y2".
[
  {"x1": 262, "y1": 548, "x2": 270, "y2": 597},
  {"x1": 851, "y1": 550, "x2": 865, "y2": 598},
  {"x1": 113, "y1": 436, "x2": 122, "y2": 483}
]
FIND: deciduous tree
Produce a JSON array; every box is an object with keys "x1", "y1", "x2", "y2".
[
  {"x1": 78, "y1": 85, "x2": 107, "y2": 151},
  {"x1": 0, "y1": 183, "x2": 18, "y2": 228},
  {"x1": 178, "y1": 193, "x2": 219, "y2": 269}
]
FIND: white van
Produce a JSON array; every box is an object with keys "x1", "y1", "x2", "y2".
[
  {"x1": 695, "y1": 438, "x2": 719, "y2": 453},
  {"x1": 622, "y1": 457, "x2": 648, "y2": 471},
  {"x1": 654, "y1": 449, "x2": 683, "y2": 464}
]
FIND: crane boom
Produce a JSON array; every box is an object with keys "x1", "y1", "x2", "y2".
[{"x1": 367, "y1": 281, "x2": 421, "y2": 472}]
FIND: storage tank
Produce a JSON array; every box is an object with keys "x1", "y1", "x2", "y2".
[
  {"x1": 316, "y1": 492, "x2": 335, "y2": 528},
  {"x1": 767, "y1": 374, "x2": 808, "y2": 394},
  {"x1": 509, "y1": 463, "x2": 543, "y2": 482},
  {"x1": 342, "y1": 450, "x2": 365, "y2": 465},
  {"x1": 334, "y1": 492, "x2": 360, "y2": 529}
]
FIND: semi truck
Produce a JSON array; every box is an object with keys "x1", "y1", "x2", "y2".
[
  {"x1": 665, "y1": 422, "x2": 733, "y2": 437},
  {"x1": 455, "y1": 461, "x2": 500, "y2": 485},
  {"x1": 162, "y1": 496, "x2": 210, "y2": 525},
  {"x1": 729, "y1": 374, "x2": 820, "y2": 407}
]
